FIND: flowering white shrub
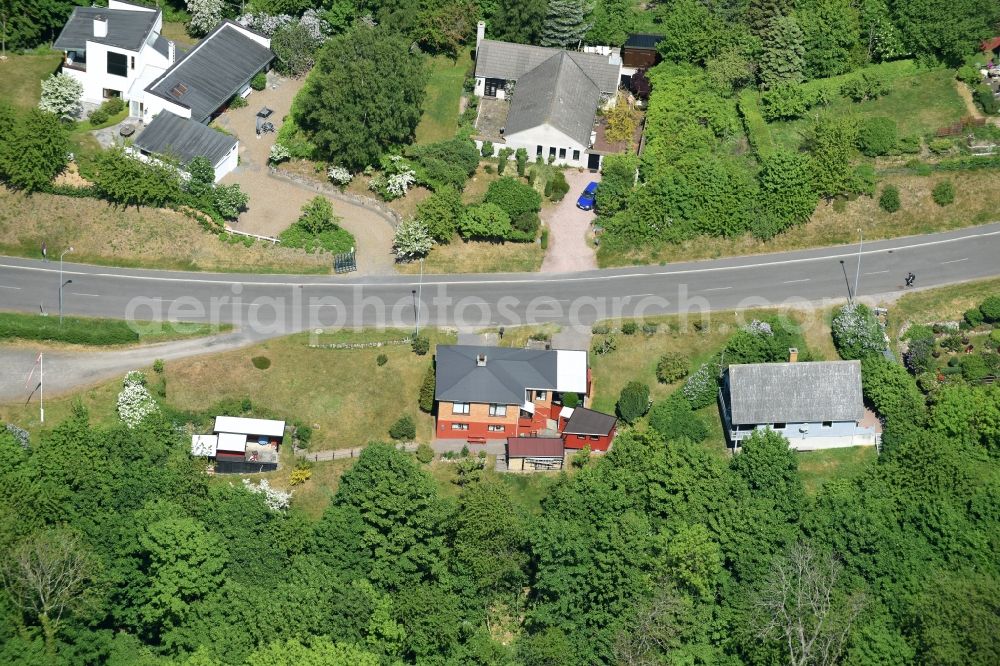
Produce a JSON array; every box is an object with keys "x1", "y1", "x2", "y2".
[
  {"x1": 124, "y1": 370, "x2": 147, "y2": 387},
  {"x1": 327, "y1": 165, "x2": 353, "y2": 186},
  {"x1": 187, "y1": 0, "x2": 223, "y2": 36},
  {"x1": 831, "y1": 303, "x2": 885, "y2": 360},
  {"x1": 683, "y1": 360, "x2": 720, "y2": 409},
  {"x1": 242, "y1": 478, "x2": 292, "y2": 511},
  {"x1": 743, "y1": 319, "x2": 773, "y2": 336},
  {"x1": 393, "y1": 218, "x2": 433, "y2": 260},
  {"x1": 299, "y1": 9, "x2": 328, "y2": 40},
  {"x1": 117, "y1": 372, "x2": 158, "y2": 429},
  {"x1": 38, "y1": 73, "x2": 83, "y2": 118},
  {"x1": 269, "y1": 143, "x2": 291, "y2": 164},
  {"x1": 236, "y1": 13, "x2": 293, "y2": 36},
  {"x1": 386, "y1": 171, "x2": 416, "y2": 198},
  {"x1": 5, "y1": 423, "x2": 30, "y2": 449}
]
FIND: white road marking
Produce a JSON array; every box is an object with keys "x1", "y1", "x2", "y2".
[
  {"x1": 1, "y1": 227, "x2": 998, "y2": 287},
  {"x1": 702, "y1": 286, "x2": 732, "y2": 292},
  {"x1": 864, "y1": 270, "x2": 889, "y2": 275},
  {"x1": 941, "y1": 257, "x2": 968, "y2": 264},
  {"x1": 783, "y1": 278, "x2": 810, "y2": 284},
  {"x1": 308, "y1": 303, "x2": 337, "y2": 308},
  {"x1": 70, "y1": 292, "x2": 100, "y2": 297},
  {"x1": 0, "y1": 285, "x2": 20, "y2": 289}
]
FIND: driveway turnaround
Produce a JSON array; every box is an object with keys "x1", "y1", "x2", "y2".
[{"x1": 540, "y1": 169, "x2": 599, "y2": 273}]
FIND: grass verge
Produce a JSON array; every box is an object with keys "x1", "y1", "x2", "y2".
[
  {"x1": 0, "y1": 311, "x2": 230, "y2": 346},
  {"x1": 886, "y1": 276, "x2": 1000, "y2": 345},
  {"x1": 415, "y1": 54, "x2": 470, "y2": 144},
  {"x1": 0, "y1": 187, "x2": 331, "y2": 274},
  {"x1": 397, "y1": 239, "x2": 543, "y2": 274}
]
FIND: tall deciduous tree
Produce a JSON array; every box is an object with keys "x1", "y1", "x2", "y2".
[
  {"x1": 890, "y1": 0, "x2": 1000, "y2": 66},
  {"x1": 297, "y1": 24, "x2": 426, "y2": 170},
  {"x1": 492, "y1": 0, "x2": 546, "y2": 44},
  {"x1": 798, "y1": 0, "x2": 861, "y2": 78},
  {"x1": 586, "y1": 0, "x2": 634, "y2": 46},
  {"x1": 0, "y1": 528, "x2": 96, "y2": 654},
  {"x1": 324, "y1": 442, "x2": 449, "y2": 590},
  {"x1": 0, "y1": 109, "x2": 70, "y2": 192},
  {"x1": 753, "y1": 542, "x2": 866, "y2": 666}
]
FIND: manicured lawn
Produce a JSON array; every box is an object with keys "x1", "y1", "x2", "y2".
[
  {"x1": 767, "y1": 68, "x2": 967, "y2": 152},
  {"x1": 0, "y1": 187, "x2": 331, "y2": 273},
  {"x1": 396, "y1": 238, "x2": 543, "y2": 274},
  {"x1": 598, "y1": 170, "x2": 1000, "y2": 268},
  {"x1": 160, "y1": 21, "x2": 197, "y2": 47},
  {"x1": 0, "y1": 52, "x2": 61, "y2": 110},
  {"x1": 797, "y1": 446, "x2": 877, "y2": 494},
  {"x1": 0, "y1": 311, "x2": 230, "y2": 346},
  {"x1": 415, "y1": 54, "x2": 471, "y2": 144}
]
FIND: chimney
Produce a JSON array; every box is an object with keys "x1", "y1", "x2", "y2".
[
  {"x1": 168, "y1": 40, "x2": 175, "y2": 64},
  {"x1": 476, "y1": 353, "x2": 487, "y2": 367},
  {"x1": 788, "y1": 347, "x2": 799, "y2": 363},
  {"x1": 93, "y1": 15, "x2": 108, "y2": 38},
  {"x1": 476, "y1": 21, "x2": 486, "y2": 51}
]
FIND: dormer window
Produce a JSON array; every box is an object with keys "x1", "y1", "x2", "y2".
[{"x1": 170, "y1": 83, "x2": 188, "y2": 98}]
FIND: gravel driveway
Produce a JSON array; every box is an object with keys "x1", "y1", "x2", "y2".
[
  {"x1": 540, "y1": 169, "x2": 599, "y2": 273},
  {"x1": 215, "y1": 76, "x2": 397, "y2": 275}
]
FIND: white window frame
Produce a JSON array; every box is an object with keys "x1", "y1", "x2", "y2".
[
  {"x1": 451, "y1": 423, "x2": 469, "y2": 431},
  {"x1": 452, "y1": 402, "x2": 470, "y2": 415},
  {"x1": 535, "y1": 390, "x2": 547, "y2": 400},
  {"x1": 488, "y1": 425, "x2": 505, "y2": 432},
  {"x1": 489, "y1": 404, "x2": 507, "y2": 417}
]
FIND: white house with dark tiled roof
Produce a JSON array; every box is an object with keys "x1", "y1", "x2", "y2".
[
  {"x1": 55, "y1": 5, "x2": 273, "y2": 180},
  {"x1": 54, "y1": 0, "x2": 175, "y2": 109},
  {"x1": 471, "y1": 22, "x2": 622, "y2": 170}
]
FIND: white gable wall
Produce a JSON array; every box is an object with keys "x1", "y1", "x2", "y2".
[{"x1": 500, "y1": 124, "x2": 589, "y2": 168}]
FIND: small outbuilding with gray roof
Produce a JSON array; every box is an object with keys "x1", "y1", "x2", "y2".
[
  {"x1": 131, "y1": 111, "x2": 238, "y2": 181},
  {"x1": 719, "y1": 360, "x2": 880, "y2": 451}
]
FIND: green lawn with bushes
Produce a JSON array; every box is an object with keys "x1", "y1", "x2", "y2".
[{"x1": 415, "y1": 54, "x2": 470, "y2": 144}]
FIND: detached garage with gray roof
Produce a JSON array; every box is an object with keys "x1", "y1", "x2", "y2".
[{"x1": 132, "y1": 111, "x2": 237, "y2": 181}]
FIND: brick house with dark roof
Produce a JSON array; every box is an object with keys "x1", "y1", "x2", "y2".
[{"x1": 434, "y1": 344, "x2": 590, "y2": 442}]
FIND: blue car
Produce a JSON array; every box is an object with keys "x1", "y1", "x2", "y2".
[{"x1": 576, "y1": 181, "x2": 599, "y2": 211}]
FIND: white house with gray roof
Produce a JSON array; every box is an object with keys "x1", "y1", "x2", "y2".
[
  {"x1": 472, "y1": 23, "x2": 622, "y2": 169},
  {"x1": 54, "y1": 0, "x2": 175, "y2": 109},
  {"x1": 719, "y1": 359, "x2": 880, "y2": 451},
  {"x1": 55, "y1": 5, "x2": 273, "y2": 181}
]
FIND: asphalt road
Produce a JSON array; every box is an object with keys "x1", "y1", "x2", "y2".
[{"x1": 2, "y1": 224, "x2": 998, "y2": 337}]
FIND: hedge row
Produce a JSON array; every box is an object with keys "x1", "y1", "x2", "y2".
[
  {"x1": 0, "y1": 312, "x2": 139, "y2": 345},
  {"x1": 737, "y1": 90, "x2": 775, "y2": 159},
  {"x1": 797, "y1": 59, "x2": 920, "y2": 99}
]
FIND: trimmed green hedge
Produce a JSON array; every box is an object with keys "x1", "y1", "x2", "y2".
[
  {"x1": 737, "y1": 90, "x2": 775, "y2": 158},
  {"x1": 0, "y1": 312, "x2": 139, "y2": 345}
]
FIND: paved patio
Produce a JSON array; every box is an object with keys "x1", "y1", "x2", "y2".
[{"x1": 215, "y1": 74, "x2": 398, "y2": 275}]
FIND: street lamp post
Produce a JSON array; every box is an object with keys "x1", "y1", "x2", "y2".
[
  {"x1": 59, "y1": 246, "x2": 74, "y2": 324},
  {"x1": 412, "y1": 289, "x2": 418, "y2": 337},
  {"x1": 853, "y1": 228, "x2": 863, "y2": 303},
  {"x1": 415, "y1": 257, "x2": 424, "y2": 336}
]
